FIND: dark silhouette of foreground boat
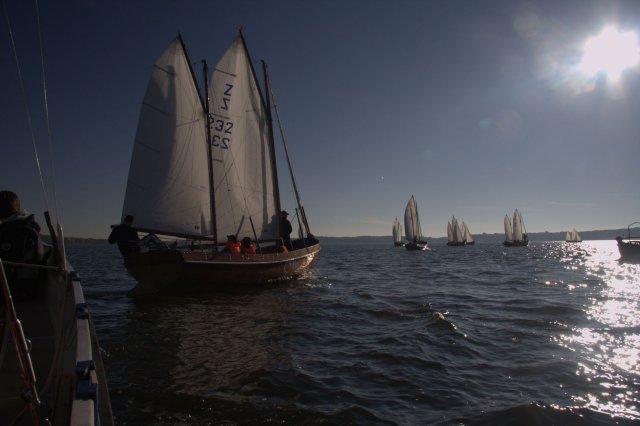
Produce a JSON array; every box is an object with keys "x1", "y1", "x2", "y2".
[
  {"x1": 1, "y1": 3, "x2": 112, "y2": 423},
  {"x1": 616, "y1": 222, "x2": 640, "y2": 262},
  {"x1": 117, "y1": 32, "x2": 320, "y2": 291}
]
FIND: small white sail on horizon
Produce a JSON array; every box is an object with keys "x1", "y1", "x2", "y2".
[
  {"x1": 392, "y1": 218, "x2": 403, "y2": 246},
  {"x1": 566, "y1": 228, "x2": 582, "y2": 242}
]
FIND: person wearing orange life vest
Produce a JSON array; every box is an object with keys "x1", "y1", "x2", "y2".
[
  {"x1": 241, "y1": 236, "x2": 256, "y2": 254},
  {"x1": 222, "y1": 235, "x2": 241, "y2": 254},
  {"x1": 275, "y1": 238, "x2": 288, "y2": 253}
]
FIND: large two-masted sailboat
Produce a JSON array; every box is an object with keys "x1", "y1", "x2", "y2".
[{"x1": 118, "y1": 32, "x2": 320, "y2": 290}]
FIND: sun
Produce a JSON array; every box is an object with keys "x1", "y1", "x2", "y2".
[{"x1": 576, "y1": 26, "x2": 640, "y2": 82}]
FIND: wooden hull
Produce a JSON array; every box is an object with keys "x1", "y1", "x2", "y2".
[
  {"x1": 1, "y1": 258, "x2": 113, "y2": 425},
  {"x1": 503, "y1": 240, "x2": 529, "y2": 247},
  {"x1": 616, "y1": 238, "x2": 640, "y2": 261},
  {"x1": 123, "y1": 241, "x2": 321, "y2": 291}
]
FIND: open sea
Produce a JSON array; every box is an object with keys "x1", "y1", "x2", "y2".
[{"x1": 67, "y1": 240, "x2": 640, "y2": 425}]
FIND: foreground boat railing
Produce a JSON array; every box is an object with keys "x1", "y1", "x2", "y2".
[
  {"x1": 626, "y1": 222, "x2": 640, "y2": 240},
  {"x1": 0, "y1": 259, "x2": 45, "y2": 425}
]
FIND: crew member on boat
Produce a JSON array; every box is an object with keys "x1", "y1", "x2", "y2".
[
  {"x1": 222, "y1": 235, "x2": 241, "y2": 254},
  {"x1": 241, "y1": 237, "x2": 256, "y2": 254},
  {"x1": 108, "y1": 214, "x2": 140, "y2": 255},
  {"x1": 280, "y1": 210, "x2": 293, "y2": 250},
  {"x1": 0, "y1": 190, "x2": 44, "y2": 297}
]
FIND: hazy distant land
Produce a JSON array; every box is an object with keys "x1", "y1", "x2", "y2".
[{"x1": 60, "y1": 227, "x2": 636, "y2": 245}]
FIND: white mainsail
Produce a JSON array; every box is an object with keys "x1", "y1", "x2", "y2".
[
  {"x1": 504, "y1": 214, "x2": 513, "y2": 242},
  {"x1": 513, "y1": 208, "x2": 524, "y2": 242},
  {"x1": 404, "y1": 196, "x2": 422, "y2": 242},
  {"x1": 123, "y1": 38, "x2": 211, "y2": 238},
  {"x1": 209, "y1": 36, "x2": 279, "y2": 241}
]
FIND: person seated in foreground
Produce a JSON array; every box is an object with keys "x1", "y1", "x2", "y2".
[
  {"x1": 221, "y1": 235, "x2": 241, "y2": 254},
  {"x1": 0, "y1": 190, "x2": 44, "y2": 298},
  {"x1": 241, "y1": 236, "x2": 256, "y2": 254},
  {"x1": 275, "y1": 238, "x2": 288, "y2": 253},
  {"x1": 108, "y1": 214, "x2": 140, "y2": 255}
]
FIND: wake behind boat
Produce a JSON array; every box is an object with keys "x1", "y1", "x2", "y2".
[
  {"x1": 115, "y1": 32, "x2": 320, "y2": 291},
  {"x1": 404, "y1": 196, "x2": 428, "y2": 251}
]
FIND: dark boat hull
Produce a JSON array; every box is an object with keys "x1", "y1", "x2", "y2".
[
  {"x1": 503, "y1": 240, "x2": 529, "y2": 247},
  {"x1": 616, "y1": 237, "x2": 640, "y2": 261},
  {"x1": 124, "y1": 241, "x2": 321, "y2": 291}
]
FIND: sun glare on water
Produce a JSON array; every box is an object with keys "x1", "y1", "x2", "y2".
[{"x1": 576, "y1": 26, "x2": 640, "y2": 82}]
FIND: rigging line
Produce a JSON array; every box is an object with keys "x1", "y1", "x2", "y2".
[
  {"x1": 34, "y1": 0, "x2": 60, "y2": 223},
  {"x1": 2, "y1": 0, "x2": 50, "y2": 212}
]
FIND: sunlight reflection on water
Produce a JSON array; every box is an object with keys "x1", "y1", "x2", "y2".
[{"x1": 558, "y1": 241, "x2": 640, "y2": 419}]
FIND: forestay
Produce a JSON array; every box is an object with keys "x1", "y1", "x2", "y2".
[
  {"x1": 122, "y1": 38, "x2": 212, "y2": 238},
  {"x1": 209, "y1": 36, "x2": 279, "y2": 241}
]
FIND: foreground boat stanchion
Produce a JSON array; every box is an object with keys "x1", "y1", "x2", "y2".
[
  {"x1": 0, "y1": 259, "x2": 44, "y2": 425},
  {"x1": 0, "y1": 257, "x2": 114, "y2": 425}
]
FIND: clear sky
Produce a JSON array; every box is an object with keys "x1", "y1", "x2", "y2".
[{"x1": 2, "y1": 0, "x2": 639, "y2": 239}]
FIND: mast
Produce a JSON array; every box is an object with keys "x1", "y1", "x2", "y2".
[
  {"x1": 201, "y1": 59, "x2": 218, "y2": 246},
  {"x1": 176, "y1": 34, "x2": 217, "y2": 243},
  {"x1": 267, "y1": 76, "x2": 311, "y2": 236},
  {"x1": 261, "y1": 60, "x2": 283, "y2": 238}
]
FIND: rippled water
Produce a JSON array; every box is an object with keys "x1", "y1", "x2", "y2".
[{"x1": 68, "y1": 240, "x2": 639, "y2": 425}]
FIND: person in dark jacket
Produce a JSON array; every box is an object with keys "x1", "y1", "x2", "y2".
[
  {"x1": 280, "y1": 210, "x2": 293, "y2": 250},
  {"x1": 108, "y1": 214, "x2": 140, "y2": 255},
  {"x1": 0, "y1": 190, "x2": 44, "y2": 297}
]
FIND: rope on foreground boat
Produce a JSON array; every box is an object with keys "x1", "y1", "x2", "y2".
[{"x1": 0, "y1": 260, "x2": 46, "y2": 425}]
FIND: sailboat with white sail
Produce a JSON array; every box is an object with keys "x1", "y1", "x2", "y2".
[
  {"x1": 565, "y1": 228, "x2": 582, "y2": 242},
  {"x1": 392, "y1": 218, "x2": 404, "y2": 247},
  {"x1": 404, "y1": 196, "x2": 428, "y2": 251},
  {"x1": 447, "y1": 216, "x2": 474, "y2": 246},
  {"x1": 117, "y1": 32, "x2": 320, "y2": 290},
  {"x1": 503, "y1": 208, "x2": 528, "y2": 246}
]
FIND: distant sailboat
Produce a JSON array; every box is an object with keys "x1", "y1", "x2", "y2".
[
  {"x1": 404, "y1": 196, "x2": 428, "y2": 251},
  {"x1": 565, "y1": 228, "x2": 582, "y2": 242},
  {"x1": 392, "y1": 218, "x2": 404, "y2": 247},
  {"x1": 503, "y1": 208, "x2": 528, "y2": 247},
  {"x1": 447, "y1": 216, "x2": 474, "y2": 246}
]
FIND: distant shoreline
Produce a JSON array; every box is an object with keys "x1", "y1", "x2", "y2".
[{"x1": 58, "y1": 227, "x2": 635, "y2": 245}]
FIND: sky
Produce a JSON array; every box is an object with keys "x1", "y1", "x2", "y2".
[{"x1": 1, "y1": 0, "x2": 639, "y2": 239}]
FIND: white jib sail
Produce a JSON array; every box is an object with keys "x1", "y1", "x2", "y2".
[
  {"x1": 513, "y1": 209, "x2": 524, "y2": 242},
  {"x1": 566, "y1": 231, "x2": 571, "y2": 241},
  {"x1": 404, "y1": 196, "x2": 421, "y2": 242},
  {"x1": 463, "y1": 222, "x2": 474, "y2": 243},
  {"x1": 393, "y1": 218, "x2": 401, "y2": 243},
  {"x1": 447, "y1": 221, "x2": 453, "y2": 242},
  {"x1": 504, "y1": 214, "x2": 513, "y2": 242},
  {"x1": 123, "y1": 38, "x2": 212, "y2": 238},
  {"x1": 209, "y1": 36, "x2": 278, "y2": 241}
]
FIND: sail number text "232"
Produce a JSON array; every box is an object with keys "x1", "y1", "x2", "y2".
[{"x1": 209, "y1": 117, "x2": 233, "y2": 149}]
